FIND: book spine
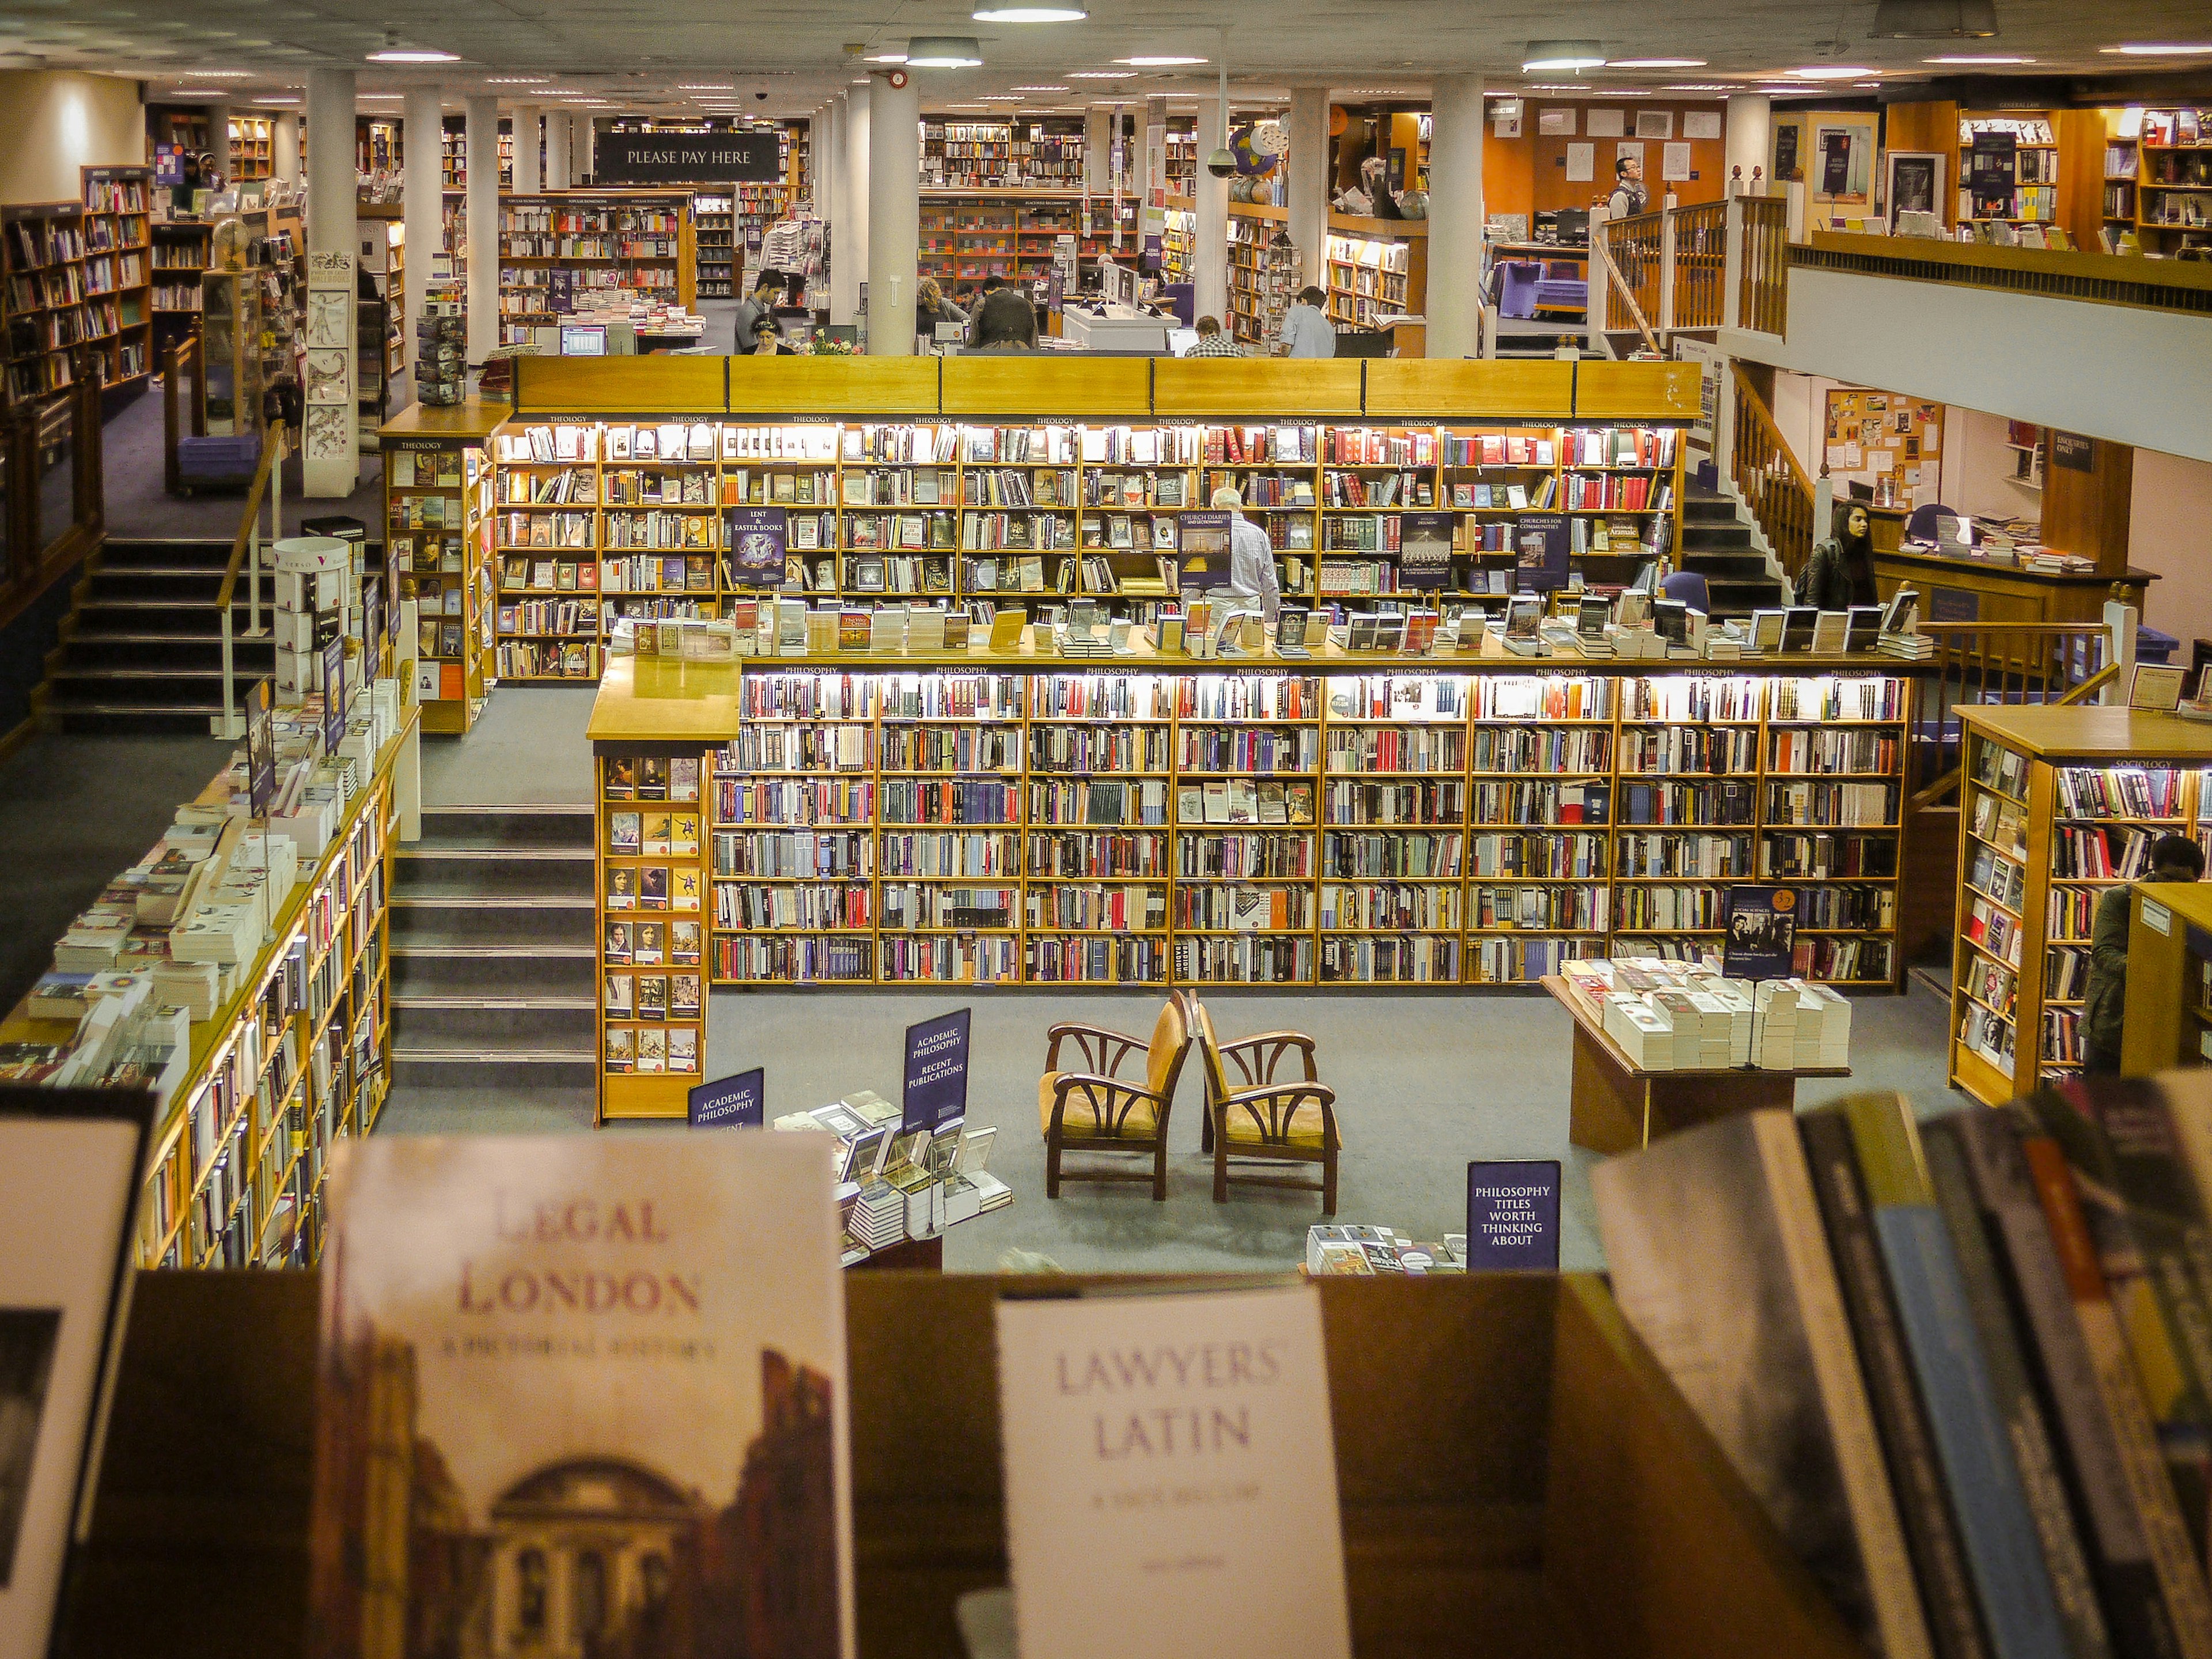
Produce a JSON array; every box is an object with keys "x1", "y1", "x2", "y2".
[
  {"x1": 1801, "y1": 1108, "x2": 1993, "y2": 1659},
  {"x1": 1756, "y1": 1112, "x2": 1938, "y2": 1659},
  {"x1": 1924, "y1": 1119, "x2": 2117, "y2": 1659},
  {"x1": 2015, "y1": 1118, "x2": 2212, "y2": 1659}
]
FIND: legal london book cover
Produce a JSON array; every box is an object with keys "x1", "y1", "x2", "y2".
[{"x1": 305, "y1": 1135, "x2": 854, "y2": 1659}]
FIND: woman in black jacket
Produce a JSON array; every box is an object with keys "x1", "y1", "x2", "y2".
[{"x1": 1799, "y1": 501, "x2": 1879, "y2": 611}]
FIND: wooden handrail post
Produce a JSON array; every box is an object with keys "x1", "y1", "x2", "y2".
[
  {"x1": 1658, "y1": 205, "x2": 1677, "y2": 337},
  {"x1": 1721, "y1": 196, "x2": 1744, "y2": 330},
  {"x1": 163, "y1": 338, "x2": 180, "y2": 498}
]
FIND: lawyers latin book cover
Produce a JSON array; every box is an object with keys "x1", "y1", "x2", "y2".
[{"x1": 305, "y1": 1134, "x2": 854, "y2": 1659}]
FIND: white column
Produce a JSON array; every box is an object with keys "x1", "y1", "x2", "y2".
[
  {"x1": 1425, "y1": 74, "x2": 1484, "y2": 361},
  {"x1": 465, "y1": 94, "x2": 500, "y2": 365},
  {"x1": 1287, "y1": 88, "x2": 1328, "y2": 297},
  {"x1": 1192, "y1": 96, "x2": 1229, "y2": 324},
  {"x1": 512, "y1": 105, "x2": 541, "y2": 193},
  {"x1": 865, "y1": 70, "x2": 918, "y2": 357},
  {"x1": 826, "y1": 96, "x2": 851, "y2": 324},
  {"x1": 272, "y1": 113, "x2": 301, "y2": 188},
  {"x1": 207, "y1": 102, "x2": 233, "y2": 184},
  {"x1": 402, "y1": 88, "x2": 442, "y2": 404},
  {"x1": 545, "y1": 109, "x2": 571, "y2": 191},
  {"x1": 843, "y1": 85, "x2": 871, "y2": 332},
  {"x1": 808, "y1": 112, "x2": 826, "y2": 210},
  {"x1": 305, "y1": 69, "x2": 358, "y2": 494},
  {"x1": 1725, "y1": 96, "x2": 1771, "y2": 195},
  {"x1": 1085, "y1": 108, "x2": 1112, "y2": 193}
]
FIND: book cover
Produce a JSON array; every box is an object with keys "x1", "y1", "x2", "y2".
[
  {"x1": 994, "y1": 1283, "x2": 1350, "y2": 1659},
  {"x1": 306, "y1": 1135, "x2": 855, "y2": 1659},
  {"x1": 1723, "y1": 887, "x2": 1798, "y2": 981},
  {"x1": 725, "y1": 507, "x2": 787, "y2": 592},
  {"x1": 1842, "y1": 1092, "x2": 2070, "y2": 1659},
  {"x1": 1595, "y1": 1110, "x2": 1934, "y2": 1659}
]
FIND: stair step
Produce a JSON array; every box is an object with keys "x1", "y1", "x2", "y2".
[
  {"x1": 393, "y1": 850, "x2": 596, "y2": 898},
  {"x1": 97, "y1": 540, "x2": 235, "y2": 570},
  {"x1": 419, "y1": 804, "x2": 597, "y2": 850},
  {"x1": 52, "y1": 707, "x2": 231, "y2": 736},
  {"x1": 388, "y1": 897, "x2": 597, "y2": 948},
  {"x1": 389, "y1": 1049, "x2": 600, "y2": 1089},
  {"x1": 391, "y1": 952, "x2": 597, "y2": 999},
  {"x1": 391, "y1": 998, "x2": 599, "y2": 1048}
]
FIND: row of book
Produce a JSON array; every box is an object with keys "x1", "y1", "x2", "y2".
[{"x1": 1600, "y1": 1080, "x2": 2212, "y2": 1659}]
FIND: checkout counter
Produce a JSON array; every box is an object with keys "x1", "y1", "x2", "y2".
[{"x1": 1865, "y1": 502, "x2": 2153, "y2": 626}]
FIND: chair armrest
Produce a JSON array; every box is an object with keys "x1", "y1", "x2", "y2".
[
  {"x1": 1214, "y1": 1081, "x2": 1338, "y2": 1149},
  {"x1": 1217, "y1": 1030, "x2": 1321, "y2": 1086},
  {"x1": 1048, "y1": 1073, "x2": 1169, "y2": 1139},
  {"x1": 1046, "y1": 1021, "x2": 1148, "y2": 1078}
]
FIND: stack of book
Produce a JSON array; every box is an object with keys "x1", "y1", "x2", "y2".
[
  {"x1": 1597, "y1": 1082, "x2": 2212, "y2": 1659},
  {"x1": 1753, "y1": 979, "x2": 1851, "y2": 1069},
  {"x1": 1305, "y1": 1224, "x2": 1466, "y2": 1275}
]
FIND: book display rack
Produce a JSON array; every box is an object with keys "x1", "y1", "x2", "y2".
[
  {"x1": 79, "y1": 165, "x2": 153, "y2": 392},
  {"x1": 357, "y1": 204, "x2": 404, "y2": 440},
  {"x1": 918, "y1": 190, "x2": 1127, "y2": 288},
  {"x1": 2119, "y1": 878, "x2": 2212, "y2": 1073},
  {"x1": 150, "y1": 219, "x2": 211, "y2": 355},
  {"x1": 486, "y1": 411, "x2": 1684, "y2": 657},
  {"x1": 694, "y1": 191, "x2": 736, "y2": 298},
  {"x1": 228, "y1": 114, "x2": 275, "y2": 183},
  {"x1": 2134, "y1": 104, "x2": 2212, "y2": 252},
  {"x1": 381, "y1": 401, "x2": 501, "y2": 732},
  {"x1": 1327, "y1": 227, "x2": 1426, "y2": 332},
  {"x1": 1227, "y1": 202, "x2": 1293, "y2": 344},
  {"x1": 1950, "y1": 704, "x2": 2212, "y2": 1105},
  {"x1": 923, "y1": 118, "x2": 1085, "y2": 190},
  {"x1": 2, "y1": 200, "x2": 94, "y2": 408},
  {"x1": 590, "y1": 646, "x2": 1909, "y2": 1119},
  {"x1": 495, "y1": 189, "x2": 695, "y2": 345},
  {"x1": 596, "y1": 746, "x2": 712, "y2": 1116}
]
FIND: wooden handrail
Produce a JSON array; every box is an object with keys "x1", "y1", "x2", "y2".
[
  {"x1": 1589, "y1": 224, "x2": 1660, "y2": 355},
  {"x1": 217, "y1": 419, "x2": 286, "y2": 611},
  {"x1": 1731, "y1": 367, "x2": 1811, "y2": 498},
  {"x1": 2056, "y1": 660, "x2": 2119, "y2": 706},
  {"x1": 1728, "y1": 361, "x2": 1817, "y2": 585},
  {"x1": 1903, "y1": 627, "x2": 2115, "y2": 810}
]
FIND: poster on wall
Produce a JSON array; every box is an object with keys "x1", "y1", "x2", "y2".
[
  {"x1": 1885, "y1": 152, "x2": 1946, "y2": 229},
  {"x1": 1824, "y1": 388, "x2": 1942, "y2": 503},
  {"x1": 1635, "y1": 111, "x2": 1674, "y2": 141},
  {"x1": 1539, "y1": 107, "x2": 1576, "y2": 136},
  {"x1": 1683, "y1": 110, "x2": 1723, "y2": 141},
  {"x1": 1772, "y1": 121, "x2": 1802, "y2": 184},
  {"x1": 1565, "y1": 143, "x2": 1594, "y2": 183},
  {"x1": 1662, "y1": 142, "x2": 1693, "y2": 183},
  {"x1": 1586, "y1": 107, "x2": 1626, "y2": 139}
]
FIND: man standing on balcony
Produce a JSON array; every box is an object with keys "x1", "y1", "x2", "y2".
[{"x1": 1607, "y1": 154, "x2": 1647, "y2": 219}]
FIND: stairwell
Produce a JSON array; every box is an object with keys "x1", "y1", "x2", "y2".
[
  {"x1": 388, "y1": 804, "x2": 599, "y2": 1114},
  {"x1": 36, "y1": 537, "x2": 278, "y2": 734},
  {"x1": 1679, "y1": 486, "x2": 1785, "y2": 622}
]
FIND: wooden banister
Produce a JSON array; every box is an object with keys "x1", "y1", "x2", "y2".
[
  {"x1": 217, "y1": 419, "x2": 286, "y2": 613},
  {"x1": 1727, "y1": 362, "x2": 1816, "y2": 585}
]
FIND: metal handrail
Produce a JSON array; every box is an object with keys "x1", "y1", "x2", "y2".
[{"x1": 211, "y1": 419, "x2": 285, "y2": 739}]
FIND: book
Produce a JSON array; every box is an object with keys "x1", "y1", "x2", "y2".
[
  {"x1": 1840, "y1": 1092, "x2": 2070, "y2": 1659},
  {"x1": 994, "y1": 1283, "x2": 1351, "y2": 1659},
  {"x1": 306, "y1": 1135, "x2": 856, "y2": 1659},
  {"x1": 1594, "y1": 1111, "x2": 1934, "y2": 1659}
]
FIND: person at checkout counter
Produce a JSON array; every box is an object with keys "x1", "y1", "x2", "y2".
[
  {"x1": 968, "y1": 286, "x2": 1038, "y2": 354},
  {"x1": 1278, "y1": 286, "x2": 1336, "y2": 358},
  {"x1": 2083, "y1": 834, "x2": 2206, "y2": 1074},
  {"x1": 1214, "y1": 486, "x2": 1282, "y2": 623}
]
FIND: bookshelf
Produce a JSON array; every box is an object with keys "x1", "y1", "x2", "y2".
[
  {"x1": 2120, "y1": 877, "x2": 2212, "y2": 1073},
  {"x1": 495, "y1": 190, "x2": 695, "y2": 346},
  {"x1": 592, "y1": 653, "x2": 1909, "y2": 1117},
  {"x1": 1226, "y1": 202, "x2": 1293, "y2": 344},
  {"x1": 1950, "y1": 704, "x2": 2212, "y2": 1105},
  {"x1": 1959, "y1": 113, "x2": 2062, "y2": 228},
  {"x1": 487, "y1": 414, "x2": 1685, "y2": 657},
  {"x1": 150, "y1": 219, "x2": 211, "y2": 357},
  {"x1": 693, "y1": 191, "x2": 736, "y2": 298},
  {"x1": 356, "y1": 206, "x2": 404, "y2": 441},
  {"x1": 2, "y1": 201, "x2": 93, "y2": 410},
  {"x1": 2135, "y1": 105, "x2": 2212, "y2": 252},
  {"x1": 1326, "y1": 225, "x2": 1426, "y2": 332},
  {"x1": 597, "y1": 744, "x2": 711, "y2": 1116},
  {"x1": 228, "y1": 115, "x2": 275, "y2": 183},
  {"x1": 80, "y1": 165, "x2": 154, "y2": 392},
  {"x1": 381, "y1": 400, "x2": 502, "y2": 734},
  {"x1": 918, "y1": 190, "x2": 1127, "y2": 289}
]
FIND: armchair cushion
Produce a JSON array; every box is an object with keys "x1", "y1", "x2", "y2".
[
  {"x1": 1040, "y1": 1073, "x2": 1162, "y2": 1139},
  {"x1": 1219, "y1": 1090, "x2": 1337, "y2": 1150}
]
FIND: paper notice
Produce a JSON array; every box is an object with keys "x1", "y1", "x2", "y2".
[{"x1": 1566, "y1": 143, "x2": 1594, "y2": 183}]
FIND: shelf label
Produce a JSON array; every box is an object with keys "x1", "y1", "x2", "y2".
[
  {"x1": 902, "y1": 1007, "x2": 972, "y2": 1132},
  {"x1": 689, "y1": 1066, "x2": 765, "y2": 1127},
  {"x1": 2142, "y1": 898, "x2": 2172, "y2": 937},
  {"x1": 1465, "y1": 1160, "x2": 1562, "y2": 1271}
]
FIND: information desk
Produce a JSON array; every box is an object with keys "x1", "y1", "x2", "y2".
[
  {"x1": 1541, "y1": 974, "x2": 1849, "y2": 1154},
  {"x1": 591, "y1": 640, "x2": 1916, "y2": 1120},
  {"x1": 1873, "y1": 541, "x2": 2152, "y2": 628}
]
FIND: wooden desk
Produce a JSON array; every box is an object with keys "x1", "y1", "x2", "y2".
[
  {"x1": 1541, "y1": 976, "x2": 1850, "y2": 1155},
  {"x1": 1874, "y1": 544, "x2": 2152, "y2": 628}
]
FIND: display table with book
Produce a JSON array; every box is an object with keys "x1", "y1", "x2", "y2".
[{"x1": 1544, "y1": 970, "x2": 1851, "y2": 1153}]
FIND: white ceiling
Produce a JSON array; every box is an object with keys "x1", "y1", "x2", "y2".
[{"x1": 2, "y1": 0, "x2": 2209, "y2": 122}]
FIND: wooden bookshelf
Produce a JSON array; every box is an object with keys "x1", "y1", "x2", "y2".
[
  {"x1": 595, "y1": 743, "x2": 711, "y2": 1118},
  {"x1": 356, "y1": 204, "x2": 404, "y2": 441},
  {"x1": 80, "y1": 165, "x2": 154, "y2": 392},
  {"x1": 227, "y1": 115, "x2": 275, "y2": 183},
  {"x1": 588, "y1": 649, "x2": 1907, "y2": 1118},
  {"x1": 496, "y1": 188, "x2": 695, "y2": 346},
  {"x1": 1951, "y1": 704, "x2": 2212, "y2": 1104},
  {"x1": 2134, "y1": 104, "x2": 2212, "y2": 253},
  {"x1": 381, "y1": 400, "x2": 502, "y2": 733},
  {"x1": 2, "y1": 201, "x2": 93, "y2": 410},
  {"x1": 1326, "y1": 220, "x2": 1426, "y2": 336},
  {"x1": 918, "y1": 189, "x2": 1133, "y2": 288},
  {"x1": 2120, "y1": 877, "x2": 2212, "y2": 1074}
]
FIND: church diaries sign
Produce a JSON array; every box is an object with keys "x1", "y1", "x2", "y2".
[{"x1": 596, "y1": 131, "x2": 783, "y2": 185}]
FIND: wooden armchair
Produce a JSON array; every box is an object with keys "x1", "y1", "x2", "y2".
[
  {"x1": 1040, "y1": 994, "x2": 1192, "y2": 1202},
  {"x1": 1190, "y1": 997, "x2": 1340, "y2": 1215}
]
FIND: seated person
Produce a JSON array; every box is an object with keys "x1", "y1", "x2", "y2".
[
  {"x1": 1183, "y1": 315, "x2": 1246, "y2": 357},
  {"x1": 915, "y1": 276, "x2": 966, "y2": 339}
]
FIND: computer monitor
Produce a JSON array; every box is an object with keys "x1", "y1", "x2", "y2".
[
  {"x1": 1165, "y1": 327, "x2": 1199, "y2": 357},
  {"x1": 821, "y1": 324, "x2": 860, "y2": 346},
  {"x1": 559, "y1": 324, "x2": 607, "y2": 357}
]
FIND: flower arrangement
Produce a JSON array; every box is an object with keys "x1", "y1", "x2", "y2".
[{"x1": 809, "y1": 334, "x2": 858, "y2": 356}]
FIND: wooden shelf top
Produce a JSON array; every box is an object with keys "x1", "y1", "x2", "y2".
[
  {"x1": 2138, "y1": 878, "x2": 2212, "y2": 935},
  {"x1": 1962, "y1": 702, "x2": 2212, "y2": 761},
  {"x1": 1873, "y1": 545, "x2": 2158, "y2": 588},
  {"x1": 589, "y1": 653, "x2": 744, "y2": 744},
  {"x1": 378, "y1": 397, "x2": 508, "y2": 443}
]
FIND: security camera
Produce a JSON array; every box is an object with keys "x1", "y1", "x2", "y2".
[
  {"x1": 755, "y1": 89, "x2": 770, "y2": 101},
  {"x1": 1205, "y1": 147, "x2": 1237, "y2": 179}
]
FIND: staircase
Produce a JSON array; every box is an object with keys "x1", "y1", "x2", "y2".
[
  {"x1": 389, "y1": 805, "x2": 599, "y2": 1110},
  {"x1": 36, "y1": 538, "x2": 279, "y2": 734},
  {"x1": 1679, "y1": 487, "x2": 1785, "y2": 622}
]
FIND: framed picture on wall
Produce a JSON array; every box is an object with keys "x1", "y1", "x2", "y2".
[{"x1": 1885, "y1": 151, "x2": 1946, "y2": 230}]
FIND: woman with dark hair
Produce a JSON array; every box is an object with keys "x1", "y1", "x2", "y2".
[{"x1": 1800, "y1": 500, "x2": 1879, "y2": 611}]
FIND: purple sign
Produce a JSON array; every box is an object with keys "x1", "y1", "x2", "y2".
[
  {"x1": 902, "y1": 1008, "x2": 972, "y2": 1133},
  {"x1": 1513, "y1": 513, "x2": 1571, "y2": 594},
  {"x1": 1465, "y1": 1160, "x2": 1561, "y2": 1271},
  {"x1": 690, "y1": 1067, "x2": 764, "y2": 1128},
  {"x1": 323, "y1": 635, "x2": 349, "y2": 755}
]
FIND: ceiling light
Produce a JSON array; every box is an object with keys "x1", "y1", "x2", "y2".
[
  {"x1": 978, "y1": 94, "x2": 1024, "y2": 100},
  {"x1": 974, "y1": 3, "x2": 1088, "y2": 19},
  {"x1": 367, "y1": 48, "x2": 459, "y2": 63},
  {"x1": 177, "y1": 70, "x2": 243, "y2": 77},
  {"x1": 1787, "y1": 65, "x2": 1874, "y2": 78},
  {"x1": 677, "y1": 84, "x2": 733, "y2": 90},
  {"x1": 1871, "y1": 0, "x2": 1998, "y2": 36},
  {"x1": 907, "y1": 36, "x2": 984, "y2": 67},
  {"x1": 1067, "y1": 69, "x2": 1138, "y2": 78},
  {"x1": 1661, "y1": 84, "x2": 1735, "y2": 90},
  {"x1": 1607, "y1": 58, "x2": 1707, "y2": 69},
  {"x1": 865, "y1": 50, "x2": 908, "y2": 63},
  {"x1": 1522, "y1": 41, "x2": 1606, "y2": 71},
  {"x1": 1012, "y1": 84, "x2": 1069, "y2": 90},
  {"x1": 1118, "y1": 55, "x2": 1206, "y2": 66},
  {"x1": 485, "y1": 76, "x2": 551, "y2": 84},
  {"x1": 255, "y1": 96, "x2": 299, "y2": 104},
  {"x1": 2101, "y1": 42, "x2": 2212, "y2": 55},
  {"x1": 1923, "y1": 54, "x2": 2031, "y2": 63}
]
